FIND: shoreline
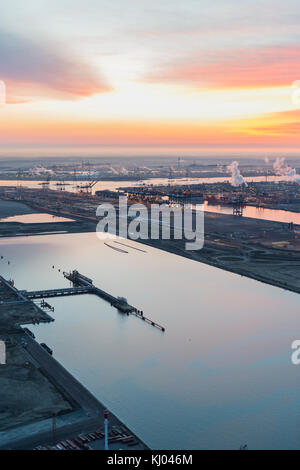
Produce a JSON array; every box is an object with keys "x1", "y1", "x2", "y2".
[
  {"x1": 0, "y1": 198, "x2": 299, "y2": 448},
  {"x1": 138, "y1": 237, "x2": 300, "y2": 295},
  {"x1": 0, "y1": 331, "x2": 148, "y2": 450},
  {"x1": 0, "y1": 271, "x2": 149, "y2": 450},
  {"x1": 0, "y1": 210, "x2": 299, "y2": 296}
]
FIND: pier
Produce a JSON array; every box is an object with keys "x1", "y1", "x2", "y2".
[
  {"x1": 24, "y1": 286, "x2": 93, "y2": 299},
  {"x1": 0, "y1": 272, "x2": 148, "y2": 450},
  {"x1": 20, "y1": 270, "x2": 165, "y2": 332},
  {"x1": 63, "y1": 270, "x2": 134, "y2": 313},
  {"x1": 63, "y1": 270, "x2": 165, "y2": 332},
  {"x1": 0, "y1": 274, "x2": 54, "y2": 325}
]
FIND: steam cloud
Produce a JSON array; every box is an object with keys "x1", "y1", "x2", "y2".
[
  {"x1": 227, "y1": 161, "x2": 247, "y2": 187},
  {"x1": 273, "y1": 157, "x2": 294, "y2": 176},
  {"x1": 272, "y1": 157, "x2": 300, "y2": 181},
  {"x1": 30, "y1": 166, "x2": 55, "y2": 176}
]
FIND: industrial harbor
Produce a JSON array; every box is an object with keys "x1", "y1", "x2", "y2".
[
  {"x1": 0, "y1": 226, "x2": 299, "y2": 450},
  {"x1": 0, "y1": 176, "x2": 300, "y2": 296},
  {"x1": 0, "y1": 160, "x2": 299, "y2": 449},
  {"x1": 2, "y1": 0, "x2": 300, "y2": 456}
]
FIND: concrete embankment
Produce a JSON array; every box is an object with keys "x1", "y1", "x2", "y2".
[
  {"x1": 0, "y1": 271, "x2": 148, "y2": 450},
  {"x1": 0, "y1": 333, "x2": 148, "y2": 450}
]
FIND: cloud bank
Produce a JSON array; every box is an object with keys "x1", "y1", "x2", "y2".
[{"x1": 0, "y1": 30, "x2": 111, "y2": 102}]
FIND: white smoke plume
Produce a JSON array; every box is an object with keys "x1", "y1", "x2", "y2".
[
  {"x1": 264, "y1": 156, "x2": 270, "y2": 164},
  {"x1": 273, "y1": 157, "x2": 294, "y2": 176},
  {"x1": 227, "y1": 161, "x2": 247, "y2": 187},
  {"x1": 30, "y1": 165, "x2": 55, "y2": 176},
  {"x1": 273, "y1": 157, "x2": 300, "y2": 182},
  {"x1": 120, "y1": 167, "x2": 128, "y2": 175}
]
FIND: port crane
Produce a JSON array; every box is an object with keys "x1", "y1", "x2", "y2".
[
  {"x1": 77, "y1": 179, "x2": 99, "y2": 194},
  {"x1": 76, "y1": 160, "x2": 100, "y2": 194}
]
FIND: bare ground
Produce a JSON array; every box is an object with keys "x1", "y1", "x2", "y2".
[{"x1": 0, "y1": 340, "x2": 72, "y2": 431}]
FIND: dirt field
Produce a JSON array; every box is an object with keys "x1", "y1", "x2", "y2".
[
  {"x1": 0, "y1": 340, "x2": 72, "y2": 431},
  {"x1": 0, "y1": 278, "x2": 53, "y2": 329},
  {"x1": 0, "y1": 200, "x2": 36, "y2": 218},
  {"x1": 0, "y1": 302, "x2": 51, "y2": 328}
]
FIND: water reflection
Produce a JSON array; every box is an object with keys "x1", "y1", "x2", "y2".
[
  {"x1": 0, "y1": 175, "x2": 296, "y2": 194},
  {"x1": 0, "y1": 232, "x2": 299, "y2": 449},
  {"x1": 0, "y1": 213, "x2": 74, "y2": 223},
  {"x1": 204, "y1": 202, "x2": 300, "y2": 225}
]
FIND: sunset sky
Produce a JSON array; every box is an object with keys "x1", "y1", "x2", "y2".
[{"x1": 0, "y1": 0, "x2": 300, "y2": 155}]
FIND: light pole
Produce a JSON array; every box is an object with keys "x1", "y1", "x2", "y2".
[{"x1": 104, "y1": 410, "x2": 109, "y2": 450}]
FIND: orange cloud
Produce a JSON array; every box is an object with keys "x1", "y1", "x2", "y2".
[
  {"x1": 237, "y1": 109, "x2": 300, "y2": 137},
  {"x1": 1, "y1": 94, "x2": 300, "y2": 150},
  {"x1": 1, "y1": 114, "x2": 299, "y2": 149}
]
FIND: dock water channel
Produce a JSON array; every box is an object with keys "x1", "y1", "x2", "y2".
[{"x1": 0, "y1": 232, "x2": 300, "y2": 449}]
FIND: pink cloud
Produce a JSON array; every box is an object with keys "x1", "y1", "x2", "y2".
[
  {"x1": 0, "y1": 30, "x2": 112, "y2": 102},
  {"x1": 146, "y1": 46, "x2": 300, "y2": 88}
]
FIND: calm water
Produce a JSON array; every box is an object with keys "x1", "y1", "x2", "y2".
[
  {"x1": 0, "y1": 213, "x2": 74, "y2": 223},
  {"x1": 203, "y1": 202, "x2": 300, "y2": 225},
  {"x1": 1, "y1": 233, "x2": 300, "y2": 449},
  {"x1": 0, "y1": 175, "x2": 295, "y2": 193}
]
